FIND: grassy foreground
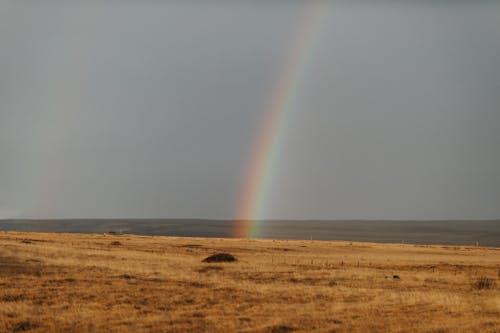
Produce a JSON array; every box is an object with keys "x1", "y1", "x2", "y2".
[{"x1": 0, "y1": 231, "x2": 499, "y2": 333}]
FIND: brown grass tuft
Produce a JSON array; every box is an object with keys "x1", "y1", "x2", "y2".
[
  {"x1": 197, "y1": 266, "x2": 224, "y2": 273},
  {"x1": 12, "y1": 321, "x2": 38, "y2": 332},
  {"x1": 1, "y1": 295, "x2": 24, "y2": 302},
  {"x1": 473, "y1": 277, "x2": 496, "y2": 290}
]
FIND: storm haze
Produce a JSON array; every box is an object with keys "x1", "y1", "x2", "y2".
[{"x1": 1, "y1": 1, "x2": 499, "y2": 219}]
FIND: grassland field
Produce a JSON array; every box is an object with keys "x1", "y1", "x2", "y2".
[{"x1": 0, "y1": 231, "x2": 499, "y2": 333}]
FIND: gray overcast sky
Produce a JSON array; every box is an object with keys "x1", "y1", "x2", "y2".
[{"x1": 1, "y1": 1, "x2": 499, "y2": 219}]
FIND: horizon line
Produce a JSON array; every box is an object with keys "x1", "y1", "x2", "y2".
[{"x1": 2, "y1": 218, "x2": 499, "y2": 222}]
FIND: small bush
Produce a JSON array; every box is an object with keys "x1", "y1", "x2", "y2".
[
  {"x1": 473, "y1": 277, "x2": 495, "y2": 290},
  {"x1": 202, "y1": 253, "x2": 237, "y2": 263}
]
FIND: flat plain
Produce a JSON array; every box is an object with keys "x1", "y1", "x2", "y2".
[{"x1": 0, "y1": 231, "x2": 499, "y2": 332}]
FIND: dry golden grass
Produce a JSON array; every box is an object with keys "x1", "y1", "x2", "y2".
[{"x1": 0, "y1": 231, "x2": 499, "y2": 333}]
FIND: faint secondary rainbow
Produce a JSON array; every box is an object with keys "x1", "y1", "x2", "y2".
[
  {"x1": 234, "y1": 2, "x2": 326, "y2": 238},
  {"x1": 19, "y1": 11, "x2": 98, "y2": 217}
]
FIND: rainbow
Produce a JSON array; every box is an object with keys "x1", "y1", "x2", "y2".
[{"x1": 234, "y1": 2, "x2": 326, "y2": 238}]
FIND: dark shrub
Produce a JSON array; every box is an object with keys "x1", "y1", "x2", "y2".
[
  {"x1": 202, "y1": 253, "x2": 237, "y2": 263},
  {"x1": 270, "y1": 325, "x2": 295, "y2": 333}
]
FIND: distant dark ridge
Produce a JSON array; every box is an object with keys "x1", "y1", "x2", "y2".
[{"x1": 1, "y1": 219, "x2": 499, "y2": 247}]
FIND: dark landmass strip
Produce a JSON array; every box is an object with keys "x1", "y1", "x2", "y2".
[{"x1": 0, "y1": 219, "x2": 499, "y2": 247}]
